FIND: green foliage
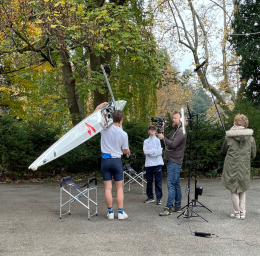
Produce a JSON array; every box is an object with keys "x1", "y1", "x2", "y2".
[
  {"x1": 185, "y1": 116, "x2": 224, "y2": 174},
  {"x1": 0, "y1": 115, "x2": 63, "y2": 175},
  {"x1": 1, "y1": 101, "x2": 258, "y2": 178},
  {"x1": 0, "y1": 59, "x2": 27, "y2": 117},
  {"x1": 26, "y1": 118, "x2": 63, "y2": 162},
  {"x1": 122, "y1": 120, "x2": 148, "y2": 170},
  {"x1": 228, "y1": 0, "x2": 260, "y2": 103},
  {"x1": 62, "y1": 133, "x2": 102, "y2": 173},
  {"x1": 0, "y1": 115, "x2": 31, "y2": 174},
  {"x1": 183, "y1": 99, "x2": 260, "y2": 175},
  {"x1": 0, "y1": 115, "x2": 149, "y2": 177},
  {"x1": 205, "y1": 169, "x2": 219, "y2": 178},
  {"x1": 191, "y1": 88, "x2": 212, "y2": 114},
  {"x1": 24, "y1": 65, "x2": 71, "y2": 124},
  {"x1": 0, "y1": 0, "x2": 172, "y2": 124},
  {"x1": 78, "y1": 2, "x2": 170, "y2": 120},
  {"x1": 251, "y1": 167, "x2": 260, "y2": 177}
]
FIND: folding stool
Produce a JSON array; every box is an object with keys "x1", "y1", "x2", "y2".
[
  {"x1": 123, "y1": 164, "x2": 146, "y2": 195},
  {"x1": 60, "y1": 176, "x2": 98, "y2": 220}
]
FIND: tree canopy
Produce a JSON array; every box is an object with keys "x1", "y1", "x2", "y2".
[
  {"x1": 191, "y1": 88, "x2": 212, "y2": 114},
  {"x1": 228, "y1": 0, "x2": 260, "y2": 103},
  {"x1": 0, "y1": 0, "x2": 170, "y2": 125}
]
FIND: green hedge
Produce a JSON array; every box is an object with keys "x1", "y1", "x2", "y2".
[
  {"x1": 0, "y1": 115, "x2": 32, "y2": 175},
  {"x1": 186, "y1": 116, "x2": 224, "y2": 175},
  {"x1": 1, "y1": 101, "x2": 259, "y2": 179}
]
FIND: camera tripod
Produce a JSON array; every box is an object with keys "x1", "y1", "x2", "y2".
[{"x1": 177, "y1": 104, "x2": 209, "y2": 225}]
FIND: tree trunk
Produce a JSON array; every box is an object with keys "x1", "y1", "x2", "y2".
[
  {"x1": 59, "y1": 50, "x2": 81, "y2": 126},
  {"x1": 89, "y1": 50, "x2": 112, "y2": 109},
  {"x1": 89, "y1": 0, "x2": 125, "y2": 109}
]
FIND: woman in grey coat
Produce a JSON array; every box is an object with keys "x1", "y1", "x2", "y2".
[{"x1": 221, "y1": 114, "x2": 256, "y2": 220}]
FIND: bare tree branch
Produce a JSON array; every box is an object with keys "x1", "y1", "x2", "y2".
[
  {"x1": 209, "y1": 0, "x2": 231, "y2": 19},
  {"x1": 168, "y1": 1, "x2": 194, "y2": 51}
]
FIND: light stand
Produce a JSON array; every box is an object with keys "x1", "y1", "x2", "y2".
[
  {"x1": 191, "y1": 113, "x2": 212, "y2": 213},
  {"x1": 177, "y1": 103, "x2": 208, "y2": 225}
]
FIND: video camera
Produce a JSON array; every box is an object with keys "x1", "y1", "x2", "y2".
[{"x1": 151, "y1": 117, "x2": 165, "y2": 133}]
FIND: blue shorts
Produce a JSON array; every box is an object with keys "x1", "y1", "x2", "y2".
[{"x1": 101, "y1": 158, "x2": 124, "y2": 181}]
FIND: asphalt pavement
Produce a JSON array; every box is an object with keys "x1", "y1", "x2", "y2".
[{"x1": 1, "y1": 177, "x2": 260, "y2": 256}]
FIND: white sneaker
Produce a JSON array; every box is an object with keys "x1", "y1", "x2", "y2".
[
  {"x1": 230, "y1": 213, "x2": 240, "y2": 219},
  {"x1": 240, "y1": 215, "x2": 246, "y2": 220},
  {"x1": 118, "y1": 211, "x2": 128, "y2": 220},
  {"x1": 107, "y1": 212, "x2": 114, "y2": 220}
]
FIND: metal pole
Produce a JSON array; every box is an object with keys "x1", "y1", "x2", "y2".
[{"x1": 100, "y1": 65, "x2": 116, "y2": 109}]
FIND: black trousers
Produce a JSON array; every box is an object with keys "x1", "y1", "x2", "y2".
[{"x1": 145, "y1": 165, "x2": 163, "y2": 199}]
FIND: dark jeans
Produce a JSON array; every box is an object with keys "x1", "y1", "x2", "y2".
[
  {"x1": 165, "y1": 161, "x2": 182, "y2": 210},
  {"x1": 145, "y1": 165, "x2": 163, "y2": 199}
]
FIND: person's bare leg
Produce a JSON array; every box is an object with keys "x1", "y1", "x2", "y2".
[
  {"x1": 115, "y1": 180, "x2": 124, "y2": 209},
  {"x1": 104, "y1": 180, "x2": 113, "y2": 208}
]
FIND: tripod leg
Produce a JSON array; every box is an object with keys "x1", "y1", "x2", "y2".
[
  {"x1": 177, "y1": 208, "x2": 189, "y2": 225},
  {"x1": 196, "y1": 200, "x2": 212, "y2": 213},
  {"x1": 189, "y1": 208, "x2": 208, "y2": 222}
]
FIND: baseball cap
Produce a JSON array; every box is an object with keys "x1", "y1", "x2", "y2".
[{"x1": 148, "y1": 125, "x2": 156, "y2": 130}]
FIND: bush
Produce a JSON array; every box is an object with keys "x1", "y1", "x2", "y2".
[
  {"x1": 33, "y1": 120, "x2": 149, "y2": 175},
  {"x1": 0, "y1": 115, "x2": 63, "y2": 177},
  {"x1": 26, "y1": 119, "x2": 63, "y2": 171},
  {"x1": 0, "y1": 115, "x2": 31, "y2": 175},
  {"x1": 1, "y1": 103, "x2": 258, "y2": 180},
  {"x1": 0, "y1": 116, "x2": 150, "y2": 178},
  {"x1": 184, "y1": 116, "x2": 224, "y2": 175},
  {"x1": 122, "y1": 120, "x2": 148, "y2": 171}
]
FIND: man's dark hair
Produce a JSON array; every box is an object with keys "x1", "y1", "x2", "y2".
[
  {"x1": 173, "y1": 110, "x2": 182, "y2": 117},
  {"x1": 113, "y1": 110, "x2": 124, "y2": 123}
]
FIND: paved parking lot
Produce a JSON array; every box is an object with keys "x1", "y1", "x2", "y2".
[{"x1": 1, "y1": 178, "x2": 260, "y2": 256}]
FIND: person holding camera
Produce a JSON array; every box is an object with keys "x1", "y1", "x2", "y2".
[
  {"x1": 143, "y1": 125, "x2": 164, "y2": 205},
  {"x1": 157, "y1": 111, "x2": 186, "y2": 216},
  {"x1": 221, "y1": 114, "x2": 256, "y2": 220},
  {"x1": 95, "y1": 103, "x2": 130, "y2": 220}
]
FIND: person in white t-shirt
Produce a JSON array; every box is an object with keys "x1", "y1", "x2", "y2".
[
  {"x1": 95, "y1": 102, "x2": 130, "y2": 220},
  {"x1": 143, "y1": 125, "x2": 164, "y2": 205}
]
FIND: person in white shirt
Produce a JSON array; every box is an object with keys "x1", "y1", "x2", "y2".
[
  {"x1": 143, "y1": 125, "x2": 164, "y2": 205},
  {"x1": 95, "y1": 103, "x2": 130, "y2": 220}
]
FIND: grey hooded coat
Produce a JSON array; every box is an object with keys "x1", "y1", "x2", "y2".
[{"x1": 221, "y1": 128, "x2": 257, "y2": 193}]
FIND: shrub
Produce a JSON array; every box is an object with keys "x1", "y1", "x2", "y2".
[
  {"x1": 2, "y1": 103, "x2": 258, "y2": 179},
  {"x1": 0, "y1": 115, "x2": 31, "y2": 175},
  {"x1": 184, "y1": 116, "x2": 224, "y2": 175}
]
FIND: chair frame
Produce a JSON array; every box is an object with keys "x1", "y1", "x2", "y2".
[
  {"x1": 60, "y1": 176, "x2": 98, "y2": 220},
  {"x1": 123, "y1": 164, "x2": 146, "y2": 195}
]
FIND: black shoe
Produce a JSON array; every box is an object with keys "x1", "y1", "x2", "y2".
[
  {"x1": 156, "y1": 198, "x2": 162, "y2": 205},
  {"x1": 172, "y1": 206, "x2": 182, "y2": 212},
  {"x1": 144, "y1": 198, "x2": 154, "y2": 203}
]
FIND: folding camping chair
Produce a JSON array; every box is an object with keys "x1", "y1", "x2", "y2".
[
  {"x1": 60, "y1": 176, "x2": 98, "y2": 220},
  {"x1": 123, "y1": 164, "x2": 147, "y2": 195}
]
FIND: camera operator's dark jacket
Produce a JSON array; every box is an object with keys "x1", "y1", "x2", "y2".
[
  {"x1": 163, "y1": 125, "x2": 186, "y2": 164},
  {"x1": 221, "y1": 127, "x2": 256, "y2": 193}
]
